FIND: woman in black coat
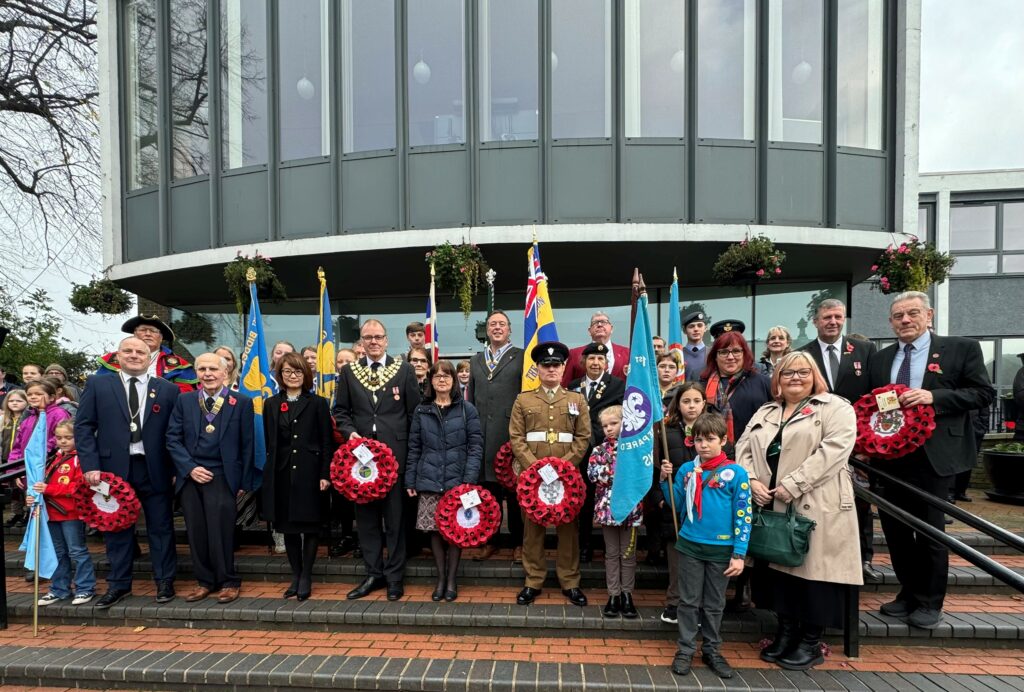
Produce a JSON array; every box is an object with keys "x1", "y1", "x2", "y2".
[
  {"x1": 405, "y1": 360, "x2": 483, "y2": 602},
  {"x1": 262, "y1": 353, "x2": 333, "y2": 601}
]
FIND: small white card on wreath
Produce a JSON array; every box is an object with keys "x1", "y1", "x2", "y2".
[
  {"x1": 352, "y1": 443, "x2": 374, "y2": 465},
  {"x1": 90, "y1": 481, "x2": 111, "y2": 496},
  {"x1": 539, "y1": 463, "x2": 559, "y2": 485},
  {"x1": 460, "y1": 489, "x2": 482, "y2": 510},
  {"x1": 875, "y1": 390, "x2": 900, "y2": 413}
]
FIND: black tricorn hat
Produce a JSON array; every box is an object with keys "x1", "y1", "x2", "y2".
[{"x1": 121, "y1": 315, "x2": 174, "y2": 344}]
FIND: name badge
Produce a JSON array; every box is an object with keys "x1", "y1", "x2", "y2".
[{"x1": 460, "y1": 489, "x2": 482, "y2": 509}]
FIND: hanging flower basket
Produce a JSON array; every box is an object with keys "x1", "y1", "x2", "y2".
[
  {"x1": 712, "y1": 236, "x2": 786, "y2": 286},
  {"x1": 171, "y1": 312, "x2": 215, "y2": 346},
  {"x1": 223, "y1": 251, "x2": 287, "y2": 320},
  {"x1": 435, "y1": 483, "x2": 501, "y2": 548},
  {"x1": 69, "y1": 278, "x2": 133, "y2": 316},
  {"x1": 516, "y1": 457, "x2": 586, "y2": 526},
  {"x1": 853, "y1": 384, "x2": 937, "y2": 460},
  {"x1": 330, "y1": 438, "x2": 399, "y2": 503},
  {"x1": 493, "y1": 442, "x2": 517, "y2": 490},
  {"x1": 870, "y1": 237, "x2": 956, "y2": 294},
  {"x1": 426, "y1": 242, "x2": 489, "y2": 320},
  {"x1": 74, "y1": 472, "x2": 142, "y2": 533}
]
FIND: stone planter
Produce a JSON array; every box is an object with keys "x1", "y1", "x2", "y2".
[{"x1": 982, "y1": 450, "x2": 1024, "y2": 504}]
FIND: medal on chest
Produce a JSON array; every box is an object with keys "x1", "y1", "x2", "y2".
[{"x1": 199, "y1": 389, "x2": 227, "y2": 433}]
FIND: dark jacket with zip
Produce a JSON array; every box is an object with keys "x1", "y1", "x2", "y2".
[{"x1": 404, "y1": 389, "x2": 484, "y2": 494}]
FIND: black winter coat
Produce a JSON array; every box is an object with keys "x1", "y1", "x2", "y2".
[
  {"x1": 404, "y1": 393, "x2": 484, "y2": 494},
  {"x1": 261, "y1": 392, "x2": 334, "y2": 524}
]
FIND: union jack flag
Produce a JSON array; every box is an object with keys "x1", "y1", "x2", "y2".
[{"x1": 425, "y1": 264, "x2": 439, "y2": 363}]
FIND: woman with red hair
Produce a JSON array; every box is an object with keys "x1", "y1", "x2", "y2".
[{"x1": 700, "y1": 330, "x2": 772, "y2": 450}]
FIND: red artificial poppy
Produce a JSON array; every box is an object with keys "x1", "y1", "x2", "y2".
[
  {"x1": 516, "y1": 457, "x2": 586, "y2": 527},
  {"x1": 493, "y1": 442, "x2": 518, "y2": 490},
  {"x1": 800, "y1": 407, "x2": 813, "y2": 416},
  {"x1": 228, "y1": 396, "x2": 237, "y2": 406},
  {"x1": 151, "y1": 404, "x2": 160, "y2": 413},
  {"x1": 280, "y1": 402, "x2": 289, "y2": 412},
  {"x1": 853, "y1": 384, "x2": 935, "y2": 461},
  {"x1": 1006, "y1": 421, "x2": 1017, "y2": 431},
  {"x1": 927, "y1": 363, "x2": 942, "y2": 374},
  {"x1": 74, "y1": 471, "x2": 142, "y2": 533},
  {"x1": 435, "y1": 484, "x2": 501, "y2": 548},
  {"x1": 330, "y1": 438, "x2": 399, "y2": 503},
  {"x1": 684, "y1": 436, "x2": 694, "y2": 448}
]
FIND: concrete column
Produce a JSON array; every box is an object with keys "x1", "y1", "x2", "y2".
[
  {"x1": 893, "y1": 0, "x2": 922, "y2": 237},
  {"x1": 933, "y1": 189, "x2": 951, "y2": 335}
]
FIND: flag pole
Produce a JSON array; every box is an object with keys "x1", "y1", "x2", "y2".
[{"x1": 32, "y1": 504, "x2": 40, "y2": 637}]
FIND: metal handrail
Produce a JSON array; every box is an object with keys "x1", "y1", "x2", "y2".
[{"x1": 850, "y1": 458, "x2": 1024, "y2": 554}]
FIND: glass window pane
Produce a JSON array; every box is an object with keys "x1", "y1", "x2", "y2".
[
  {"x1": 837, "y1": 0, "x2": 883, "y2": 149},
  {"x1": 950, "y1": 205, "x2": 996, "y2": 250},
  {"x1": 1002, "y1": 254, "x2": 1024, "y2": 274},
  {"x1": 951, "y1": 254, "x2": 997, "y2": 275},
  {"x1": 977, "y1": 339, "x2": 995, "y2": 382},
  {"x1": 407, "y1": 0, "x2": 465, "y2": 147},
  {"x1": 660, "y1": 287, "x2": 754, "y2": 354},
  {"x1": 999, "y1": 339, "x2": 1024, "y2": 387},
  {"x1": 1003, "y1": 202, "x2": 1024, "y2": 251},
  {"x1": 624, "y1": 0, "x2": 686, "y2": 138},
  {"x1": 918, "y1": 206, "x2": 929, "y2": 237},
  {"x1": 125, "y1": 0, "x2": 159, "y2": 189},
  {"x1": 170, "y1": 0, "x2": 210, "y2": 179},
  {"x1": 342, "y1": 0, "x2": 396, "y2": 152},
  {"x1": 278, "y1": 0, "x2": 330, "y2": 161},
  {"x1": 768, "y1": 0, "x2": 824, "y2": 144},
  {"x1": 479, "y1": 0, "x2": 538, "y2": 142},
  {"x1": 551, "y1": 0, "x2": 612, "y2": 139},
  {"x1": 698, "y1": 0, "x2": 756, "y2": 140},
  {"x1": 221, "y1": 0, "x2": 268, "y2": 169},
  {"x1": 752, "y1": 282, "x2": 846, "y2": 358}
]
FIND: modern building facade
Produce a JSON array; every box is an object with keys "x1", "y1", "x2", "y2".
[{"x1": 100, "y1": 0, "x2": 919, "y2": 358}]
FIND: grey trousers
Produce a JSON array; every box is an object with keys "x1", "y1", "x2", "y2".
[
  {"x1": 602, "y1": 526, "x2": 637, "y2": 596},
  {"x1": 665, "y1": 540, "x2": 679, "y2": 606},
  {"x1": 676, "y1": 550, "x2": 728, "y2": 656}
]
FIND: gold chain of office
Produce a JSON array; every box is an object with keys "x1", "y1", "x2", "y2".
[{"x1": 349, "y1": 360, "x2": 403, "y2": 392}]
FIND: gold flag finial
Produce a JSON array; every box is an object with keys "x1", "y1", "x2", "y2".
[
  {"x1": 317, "y1": 266, "x2": 325, "y2": 282},
  {"x1": 532, "y1": 225, "x2": 538, "y2": 243},
  {"x1": 245, "y1": 267, "x2": 257, "y2": 283},
  {"x1": 430, "y1": 261, "x2": 435, "y2": 278}
]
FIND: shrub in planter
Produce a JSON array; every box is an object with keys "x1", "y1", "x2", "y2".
[
  {"x1": 712, "y1": 236, "x2": 785, "y2": 286},
  {"x1": 69, "y1": 278, "x2": 133, "y2": 316},
  {"x1": 870, "y1": 237, "x2": 955, "y2": 294},
  {"x1": 983, "y1": 442, "x2": 1024, "y2": 505}
]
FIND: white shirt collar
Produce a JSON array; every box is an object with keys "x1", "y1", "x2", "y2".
[{"x1": 119, "y1": 370, "x2": 149, "y2": 385}]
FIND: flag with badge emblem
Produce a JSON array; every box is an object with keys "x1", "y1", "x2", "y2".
[
  {"x1": 522, "y1": 241, "x2": 559, "y2": 390},
  {"x1": 315, "y1": 268, "x2": 337, "y2": 404},
  {"x1": 20, "y1": 410, "x2": 58, "y2": 578},
  {"x1": 238, "y1": 280, "x2": 275, "y2": 486}
]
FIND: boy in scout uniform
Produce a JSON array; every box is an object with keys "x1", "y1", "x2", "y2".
[{"x1": 509, "y1": 341, "x2": 591, "y2": 606}]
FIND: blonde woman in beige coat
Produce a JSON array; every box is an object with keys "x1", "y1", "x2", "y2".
[{"x1": 735, "y1": 351, "x2": 861, "y2": 672}]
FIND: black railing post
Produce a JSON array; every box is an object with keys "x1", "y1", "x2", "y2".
[
  {"x1": 843, "y1": 584, "x2": 859, "y2": 658},
  {"x1": 0, "y1": 488, "x2": 9, "y2": 630}
]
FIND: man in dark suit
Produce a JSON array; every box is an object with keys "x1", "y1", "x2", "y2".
[
  {"x1": 568, "y1": 342, "x2": 625, "y2": 562},
  {"x1": 333, "y1": 319, "x2": 420, "y2": 601},
  {"x1": 467, "y1": 310, "x2": 525, "y2": 561},
  {"x1": 867, "y1": 291, "x2": 994, "y2": 629},
  {"x1": 166, "y1": 353, "x2": 255, "y2": 605},
  {"x1": 798, "y1": 298, "x2": 880, "y2": 580},
  {"x1": 562, "y1": 312, "x2": 630, "y2": 386},
  {"x1": 75, "y1": 336, "x2": 181, "y2": 608}
]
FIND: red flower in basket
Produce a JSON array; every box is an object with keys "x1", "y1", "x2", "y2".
[
  {"x1": 493, "y1": 442, "x2": 518, "y2": 491},
  {"x1": 151, "y1": 404, "x2": 160, "y2": 413},
  {"x1": 280, "y1": 402, "x2": 289, "y2": 412},
  {"x1": 927, "y1": 363, "x2": 943, "y2": 374},
  {"x1": 435, "y1": 484, "x2": 501, "y2": 548},
  {"x1": 330, "y1": 438, "x2": 399, "y2": 503},
  {"x1": 516, "y1": 457, "x2": 585, "y2": 527}
]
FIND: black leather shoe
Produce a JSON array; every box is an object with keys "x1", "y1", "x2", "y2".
[
  {"x1": 329, "y1": 535, "x2": 358, "y2": 558},
  {"x1": 516, "y1": 587, "x2": 541, "y2": 605},
  {"x1": 562, "y1": 587, "x2": 587, "y2": 607},
  {"x1": 671, "y1": 653, "x2": 692, "y2": 676},
  {"x1": 702, "y1": 652, "x2": 735, "y2": 679},
  {"x1": 620, "y1": 592, "x2": 638, "y2": 619},
  {"x1": 95, "y1": 589, "x2": 132, "y2": 610},
  {"x1": 444, "y1": 588, "x2": 458, "y2": 602},
  {"x1": 386, "y1": 582, "x2": 404, "y2": 601},
  {"x1": 579, "y1": 547, "x2": 592, "y2": 564},
  {"x1": 907, "y1": 607, "x2": 943, "y2": 629},
  {"x1": 346, "y1": 576, "x2": 386, "y2": 600},
  {"x1": 284, "y1": 577, "x2": 300, "y2": 599},
  {"x1": 602, "y1": 595, "x2": 620, "y2": 617},
  {"x1": 879, "y1": 598, "x2": 913, "y2": 618},
  {"x1": 155, "y1": 580, "x2": 175, "y2": 604},
  {"x1": 955, "y1": 494, "x2": 972, "y2": 502},
  {"x1": 862, "y1": 562, "x2": 883, "y2": 582}
]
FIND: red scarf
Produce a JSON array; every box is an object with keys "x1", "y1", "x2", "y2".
[
  {"x1": 704, "y1": 371, "x2": 745, "y2": 443},
  {"x1": 691, "y1": 452, "x2": 731, "y2": 520}
]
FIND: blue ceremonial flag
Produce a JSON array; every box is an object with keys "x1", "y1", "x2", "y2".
[
  {"x1": 522, "y1": 241, "x2": 559, "y2": 390},
  {"x1": 238, "y1": 281, "x2": 276, "y2": 484},
  {"x1": 20, "y1": 410, "x2": 58, "y2": 578},
  {"x1": 315, "y1": 268, "x2": 337, "y2": 404},
  {"x1": 610, "y1": 291, "x2": 663, "y2": 524},
  {"x1": 667, "y1": 268, "x2": 685, "y2": 381}
]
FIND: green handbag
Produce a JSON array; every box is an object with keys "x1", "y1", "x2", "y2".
[{"x1": 747, "y1": 503, "x2": 816, "y2": 567}]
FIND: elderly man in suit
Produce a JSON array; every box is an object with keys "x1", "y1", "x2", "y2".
[
  {"x1": 562, "y1": 312, "x2": 630, "y2": 386},
  {"x1": 333, "y1": 319, "x2": 420, "y2": 601},
  {"x1": 468, "y1": 310, "x2": 526, "y2": 562},
  {"x1": 166, "y1": 352, "x2": 255, "y2": 605},
  {"x1": 75, "y1": 336, "x2": 181, "y2": 608},
  {"x1": 798, "y1": 298, "x2": 880, "y2": 581},
  {"x1": 867, "y1": 291, "x2": 994, "y2": 629}
]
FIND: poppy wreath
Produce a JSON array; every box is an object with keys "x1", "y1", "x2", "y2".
[
  {"x1": 73, "y1": 472, "x2": 142, "y2": 533},
  {"x1": 330, "y1": 438, "x2": 399, "y2": 503},
  {"x1": 853, "y1": 384, "x2": 937, "y2": 460},
  {"x1": 493, "y1": 442, "x2": 517, "y2": 490},
  {"x1": 516, "y1": 456, "x2": 586, "y2": 527},
  {"x1": 435, "y1": 484, "x2": 501, "y2": 548}
]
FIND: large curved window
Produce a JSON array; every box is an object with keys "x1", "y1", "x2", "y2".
[
  {"x1": 407, "y1": 0, "x2": 465, "y2": 147},
  {"x1": 624, "y1": 0, "x2": 686, "y2": 138},
  {"x1": 169, "y1": 0, "x2": 210, "y2": 179},
  {"x1": 342, "y1": 0, "x2": 396, "y2": 153},
  {"x1": 221, "y1": 0, "x2": 268, "y2": 168},
  {"x1": 478, "y1": 0, "x2": 538, "y2": 142},
  {"x1": 551, "y1": 0, "x2": 612, "y2": 139},
  {"x1": 837, "y1": 0, "x2": 884, "y2": 149},
  {"x1": 125, "y1": 0, "x2": 159, "y2": 189},
  {"x1": 697, "y1": 0, "x2": 755, "y2": 140},
  {"x1": 278, "y1": 0, "x2": 330, "y2": 161},
  {"x1": 768, "y1": 0, "x2": 824, "y2": 144}
]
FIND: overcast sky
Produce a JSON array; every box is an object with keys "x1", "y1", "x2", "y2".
[{"x1": 37, "y1": 0, "x2": 1024, "y2": 354}]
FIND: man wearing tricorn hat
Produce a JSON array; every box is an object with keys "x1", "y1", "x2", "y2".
[
  {"x1": 508, "y1": 341, "x2": 591, "y2": 607},
  {"x1": 95, "y1": 315, "x2": 198, "y2": 392}
]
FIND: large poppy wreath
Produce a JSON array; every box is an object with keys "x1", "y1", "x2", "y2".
[
  {"x1": 331, "y1": 438, "x2": 399, "y2": 503},
  {"x1": 435, "y1": 484, "x2": 501, "y2": 548},
  {"x1": 854, "y1": 384, "x2": 936, "y2": 460},
  {"x1": 493, "y1": 442, "x2": 518, "y2": 491},
  {"x1": 516, "y1": 456, "x2": 586, "y2": 527},
  {"x1": 74, "y1": 472, "x2": 142, "y2": 533}
]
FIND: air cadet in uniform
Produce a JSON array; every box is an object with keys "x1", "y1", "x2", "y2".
[
  {"x1": 681, "y1": 311, "x2": 708, "y2": 382},
  {"x1": 509, "y1": 341, "x2": 592, "y2": 607}
]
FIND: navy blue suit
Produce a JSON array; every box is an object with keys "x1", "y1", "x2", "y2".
[
  {"x1": 166, "y1": 390, "x2": 255, "y2": 496},
  {"x1": 75, "y1": 374, "x2": 181, "y2": 591}
]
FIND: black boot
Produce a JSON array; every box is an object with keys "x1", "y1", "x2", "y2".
[
  {"x1": 282, "y1": 534, "x2": 302, "y2": 598},
  {"x1": 620, "y1": 592, "x2": 638, "y2": 619},
  {"x1": 777, "y1": 624, "x2": 825, "y2": 671},
  {"x1": 602, "y1": 595, "x2": 620, "y2": 617},
  {"x1": 297, "y1": 533, "x2": 319, "y2": 601},
  {"x1": 761, "y1": 615, "x2": 799, "y2": 663}
]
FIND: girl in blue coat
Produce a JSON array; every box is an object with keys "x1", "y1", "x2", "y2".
[{"x1": 405, "y1": 360, "x2": 483, "y2": 602}]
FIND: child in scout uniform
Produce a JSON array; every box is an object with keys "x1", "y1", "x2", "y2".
[
  {"x1": 29, "y1": 419, "x2": 97, "y2": 606},
  {"x1": 659, "y1": 412, "x2": 751, "y2": 679}
]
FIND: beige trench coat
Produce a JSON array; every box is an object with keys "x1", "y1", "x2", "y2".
[{"x1": 735, "y1": 392, "x2": 863, "y2": 586}]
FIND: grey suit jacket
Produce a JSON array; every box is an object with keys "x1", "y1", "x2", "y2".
[{"x1": 468, "y1": 346, "x2": 524, "y2": 483}]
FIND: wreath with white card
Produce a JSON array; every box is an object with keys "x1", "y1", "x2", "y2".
[
  {"x1": 74, "y1": 472, "x2": 142, "y2": 532},
  {"x1": 516, "y1": 457, "x2": 586, "y2": 526},
  {"x1": 435, "y1": 484, "x2": 501, "y2": 547},
  {"x1": 330, "y1": 438, "x2": 399, "y2": 503},
  {"x1": 853, "y1": 384, "x2": 936, "y2": 460}
]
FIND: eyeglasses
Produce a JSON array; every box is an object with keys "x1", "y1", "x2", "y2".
[
  {"x1": 716, "y1": 349, "x2": 745, "y2": 358},
  {"x1": 432, "y1": 373, "x2": 453, "y2": 380},
  {"x1": 409, "y1": 358, "x2": 429, "y2": 364},
  {"x1": 281, "y1": 369, "x2": 303, "y2": 377},
  {"x1": 590, "y1": 319, "x2": 610, "y2": 327},
  {"x1": 361, "y1": 335, "x2": 386, "y2": 341},
  {"x1": 779, "y1": 369, "x2": 813, "y2": 380}
]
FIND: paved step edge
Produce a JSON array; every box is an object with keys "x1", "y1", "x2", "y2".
[
  {"x1": 9, "y1": 593, "x2": 1024, "y2": 644},
  {"x1": 2, "y1": 644, "x2": 1023, "y2": 692}
]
